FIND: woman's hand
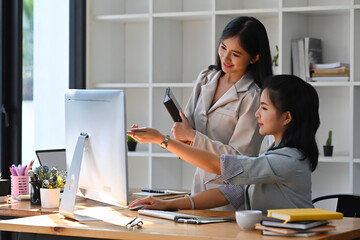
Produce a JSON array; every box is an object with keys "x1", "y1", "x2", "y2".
[
  {"x1": 128, "y1": 196, "x2": 170, "y2": 210},
  {"x1": 127, "y1": 125, "x2": 165, "y2": 144},
  {"x1": 171, "y1": 111, "x2": 196, "y2": 144}
]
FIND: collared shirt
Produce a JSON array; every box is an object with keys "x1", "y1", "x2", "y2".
[
  {"x1": 214, "y1": 146, "x2": 314, "y2": 213},
  {"x1": 184, "y1": 69, "x2": 264, "y2": 210}
]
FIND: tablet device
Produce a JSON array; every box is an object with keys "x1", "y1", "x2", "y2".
[{"x1": 163, "y1": 87, "x2": 182, "y2": 122}]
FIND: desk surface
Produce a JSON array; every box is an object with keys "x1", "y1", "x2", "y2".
[
  {"x1": 1, "y1": 202, "x2": 360, "y2": 240},
  {"x1": 0, "y1": 189, "x2": 184, "y2": 217}
]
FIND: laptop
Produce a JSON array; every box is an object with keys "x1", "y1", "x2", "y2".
[{"x1": 35, "y1": 149, "x2": 67, "y2": 172}]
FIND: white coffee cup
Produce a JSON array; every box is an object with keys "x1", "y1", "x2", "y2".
[{"x1": 235, "y1": 210, "x2": 262, "y2": 230}]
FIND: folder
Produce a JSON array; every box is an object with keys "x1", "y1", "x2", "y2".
[
  {"x1": 267, "y1": 208, "x2": 343, "y2": 223},
  {"x1": 163, "y1": 87, "x2": 182, "y2": 122}
]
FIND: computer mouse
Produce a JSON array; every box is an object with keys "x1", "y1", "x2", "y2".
[{"x1": 129, "y1": 204, "x2": 148, "y2": 211}]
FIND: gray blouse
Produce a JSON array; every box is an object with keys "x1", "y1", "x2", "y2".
[{"x1": 212, "y1": 146, "x2": 314, "y2": 213}]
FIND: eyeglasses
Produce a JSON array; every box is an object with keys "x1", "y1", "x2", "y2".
[{"x1": 126, "y1": 216, "x2": 143, "y2": 229}]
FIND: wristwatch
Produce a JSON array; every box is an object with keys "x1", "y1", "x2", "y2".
[{"x1": 160, "y1": 135, "x2": 170, "y2": 149}]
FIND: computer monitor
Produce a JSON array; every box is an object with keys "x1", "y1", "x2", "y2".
[{"x1": 60, "y1": 89, "x2": 128, "y2": 220}]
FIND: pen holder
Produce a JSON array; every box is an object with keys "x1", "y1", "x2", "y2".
[{"x1": 11, "y1": 175, "x2": 29, "y2": 198}]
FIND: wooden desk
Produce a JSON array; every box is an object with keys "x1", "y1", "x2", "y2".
[
  {"x1": 0, "y1": 203, "x2": 360, "y2": 240},
  {"x1": 0, "y1": 189, "x2": 185, "y2": 217}
]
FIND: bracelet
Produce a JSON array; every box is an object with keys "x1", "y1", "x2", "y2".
[{"x1": 185, "y1": 194, "x2": 195, "y2": 210}]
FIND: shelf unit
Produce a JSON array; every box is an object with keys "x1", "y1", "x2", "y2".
[{"x1": 86, "y1": 0, "x2": 360, "y2": 204}]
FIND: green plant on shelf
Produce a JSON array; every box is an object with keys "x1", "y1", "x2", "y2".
[
  {"x1": 128, "y1": 135, "x2": 137, "y2": 143},
  {"x1": 272, "y1": 45, "x2": 279, "y2": 67},
  {"x1": 325, "y1": 130, "x2": 332, "y2": 146}
]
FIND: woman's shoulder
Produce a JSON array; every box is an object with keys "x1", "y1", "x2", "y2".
[
  {"x1": 264, "y1": 147, "x2": 311, "y2": 171},
  {"x1": 265, "y1": 147, "x2": 305, "y2": 160},
  {"x1": 242, "y1": 73, "x2": 261, "y2": 91},
  {"x1": 195, "y1": 68, "x2": 221, "y2": 85}
]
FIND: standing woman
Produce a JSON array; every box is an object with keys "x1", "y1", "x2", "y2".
[{"x1": 170, "y1": 16, "x2": 273, "y2": 210}]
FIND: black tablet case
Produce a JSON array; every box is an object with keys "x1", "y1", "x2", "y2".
[{"x1": 163, "y1": 87, "x2": 182, "y2": 122}]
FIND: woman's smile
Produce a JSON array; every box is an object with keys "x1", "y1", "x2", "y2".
[{"x1": 222, "y1": 62, "x2": 233, "y2": 69}]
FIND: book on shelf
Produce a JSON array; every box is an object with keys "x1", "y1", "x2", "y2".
[
  {"x1": 304, "y1": 37, "x2": 322, "y2": 80},
  {"x1": 313, "y1": 62, "x2": 350, "y2": 69},
  {"x1": 313, "y1": 66, "x2": 349, "y2": 74},
  {"x1": 260, "y1": 217, "x2": 329, "y2": 230},
  {"x1": 163, "y1": 87, "x2": 182, "y2": 122},
  {"x1": 297, "y1": 39, "x2": 306, "y2": 81},
  {"x1": 255, "y1": 223, "x2": 335, "y2": 235},
  {"x1": 311, "y1": 76, "x2": 349, "y2": 82},
  {"x1": 267, "y1": 208, "x2": 343, "y2": 223},
  {"x1": 312, "y1": 72, "x2": 349, "y2": 78},
  {"x1": 291, "y1": 40, "x2": 300, "y2": 78},
  {"x1": 292, "y1": 37, "x2": 322, "y2": 81}
]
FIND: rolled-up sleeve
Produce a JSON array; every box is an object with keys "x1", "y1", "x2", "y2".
[
  {"x1": 204, "y1": 154, "x2": 244, "y2": 185},
  {"x1": 219, "y1": 185, "x2": 245, "y2": 210},
  {"x1": 204, "y1": 155, "x2": 245, "y2": 210},
  {"x1": 220, "y1": 154, "x2": 245, "y2": 182}
]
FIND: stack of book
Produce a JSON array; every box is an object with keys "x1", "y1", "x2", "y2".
[
  {"x1": 255, "y1": 208, "x2": 343, "y2": 237},
  {"x1": 311, "y1": 62, "x2": 350, "y2": 82}
]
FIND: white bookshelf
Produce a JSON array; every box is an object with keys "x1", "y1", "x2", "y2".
[{"x1": 86, "y1": 0, "x2": 360, "y2": 201}]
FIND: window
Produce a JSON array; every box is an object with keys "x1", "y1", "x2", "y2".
[{"x1": 1, "y1": 0, "x2": 85, "y2": 180}]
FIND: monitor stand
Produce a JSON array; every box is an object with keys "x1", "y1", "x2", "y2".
[{"x1": 59, "y1": 133, "x2": 97, "y2": 221}]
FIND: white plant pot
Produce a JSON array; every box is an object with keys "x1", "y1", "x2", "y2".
[
  {"x1": 272, "y1": 66, "x2": 280, "y2": 75},
  {"x1": 40, "y1": 188, "x2": 60, "y2": 208}
]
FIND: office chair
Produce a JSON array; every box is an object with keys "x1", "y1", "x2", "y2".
[{"x1": 312, "y1": 194, "x2": 360, "y2": 218}]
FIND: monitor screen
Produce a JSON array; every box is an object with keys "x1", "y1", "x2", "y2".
[
  {"x1": 36, "y1": 149, "x2": 67, "y2": 172},
  {"x1": 64, "y1": 89, "x2": 128, "y2": 207}
]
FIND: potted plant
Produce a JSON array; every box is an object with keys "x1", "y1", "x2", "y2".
[
  {"x1": 28, "y1": 166, "x2": 66, "y2": 208},
  {"x1": 323, "y1": 130, "x2": 334, "y2": 157},
  {"x1": 127, "y1": 135, "x2": 138, "y2": 151},
  {"x1": 272, "y1": 45, "x2": 279, "y2": 74}
]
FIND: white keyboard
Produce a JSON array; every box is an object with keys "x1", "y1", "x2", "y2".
[{"x1": 138, "y1": 209, "x2": 198, "y2": 220}]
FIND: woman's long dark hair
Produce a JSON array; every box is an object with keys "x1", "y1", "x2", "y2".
[
  {"x1": 263, "y1": 75, "x2": 320, "y2": 171},
  {"x1": 209, "y1": 16, "x2": 273, "y2": 88}
]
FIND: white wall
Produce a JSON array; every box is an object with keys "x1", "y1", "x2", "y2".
[{"x1": 33, "y1": 0, "x2": 69, "y2": 156}]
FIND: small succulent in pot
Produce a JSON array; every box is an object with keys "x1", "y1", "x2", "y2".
[
  {"x1": 323, "y1": 130, "x2": 333, "y2": 157},
  {"x1": 127, "y1": 135, "x2": 138, "y2": 151}
]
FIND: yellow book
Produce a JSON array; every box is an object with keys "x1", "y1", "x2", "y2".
[{"x1": 267, "y1": 208, "x2": 343, "y2": 223}]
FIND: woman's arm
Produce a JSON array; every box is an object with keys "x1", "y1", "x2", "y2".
[
  {"x1": 128, "y1": 188, "x2": 229, "y2": 210},
  {"x1": 128, "y1": 127, "x2": 221, "y2": 174}
]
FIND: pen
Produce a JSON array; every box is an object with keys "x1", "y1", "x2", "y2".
[
  {"x1": 9, "y1": 167, "x2": 15, "y2": 176},
  {"x1": 141, "y1": 189, "x2": 167, "y2": 194},
  {"x1": 12, "y1": 166, "x2": 18, "y2": 176}
]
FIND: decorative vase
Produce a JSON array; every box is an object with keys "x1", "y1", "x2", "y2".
[
  {"x1": 40, "y1": 188, "x2": 61, "y2": 208},
  {"x1": 30, "y1": 181, "x2": 41, "y2": 205},
  {"x1": 323, "y1": 145, "x2": 333, "y2": 157},
  {"x1": 127, "y1": 141, "x2": 137, "y2": 151}
]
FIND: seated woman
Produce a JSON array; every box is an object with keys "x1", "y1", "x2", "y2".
[{"x1": 128, "y1": 75, "x2": 320, "y2": 213}]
